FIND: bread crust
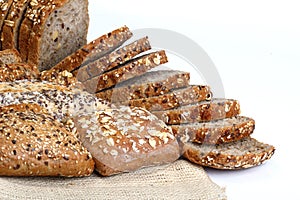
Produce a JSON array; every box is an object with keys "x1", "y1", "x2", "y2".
[
  {"x1": 0, "y1": 62, "x2": 40, "y2": 81},
  {"x1": 0, "y1": 48, "x2": 22, "y2": 64},
  {"x1": 0, "y1": 0, "x2": 13, "y2": 49}
]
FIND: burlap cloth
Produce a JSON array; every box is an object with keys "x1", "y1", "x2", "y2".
[{"x1": 0, "y1": 160, "x2": 226, "y2": 200}]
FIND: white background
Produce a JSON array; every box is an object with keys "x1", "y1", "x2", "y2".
[{"x1": 88, "y1": 1, "x2": 299, "y2": 199}]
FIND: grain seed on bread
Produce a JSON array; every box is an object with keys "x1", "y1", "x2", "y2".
[
  {"x1": 0, "y1": 0, "x2": 13, "y2": 49},
  {"x1": 0, "y1": 62, "x2": 40, "y2": 82}
]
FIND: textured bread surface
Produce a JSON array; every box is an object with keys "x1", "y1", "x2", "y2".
[
  {"x1": 96, "y1": 70, "x2": 190, "y2": 102},
  {"x1": 0, "y1": 0, "x2": 13, "y2": 49},
  {"x1": 0, "y1": 103, "x2": 95, "y2": 177},
  {"x1": 74, "y1": 106, "x2": 180, "y2": 176},
  {"x1": 0, "y1": 62, "x2": 40, "y2": 82},
  {"x1": 0, "y1": 49, "x2": 22, "y2": 64},
  {"x1": 183, "y1": 137, "x2": 275, "y2": 169}
]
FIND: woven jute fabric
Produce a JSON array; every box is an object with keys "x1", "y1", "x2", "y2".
[{"x1": 0, "y1": 160, "x2": 226, "y2": 200}]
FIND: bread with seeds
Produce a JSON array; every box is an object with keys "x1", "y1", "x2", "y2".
[
  {"x1": 73, "y1": 37, "x2": 151, "y2": 82},
  {"x1": 0, "y1": 49, "x2": 22, "y2": 64},
  {"x1": 0, "y1": 0, "x2": 13, "y2": 49},
  {"x1": 96, "y1": 70, "x2": 190, "y2": 102},
  {"x1": 84, "y1": 51, "x2": 168, "y2": 93},
  {"x1": 0, "y1": 62, "x2": 40, "y2": 82},
  {"x1": 152, "y1": 98, "x2": 240, "y2": 125},
  {"x1": 172, "y1": 116, "x2": 255, "y2": 145},
  {"x1": 183, "y1": 137, "x2": 275, "y2": 169},
  {"x1": 0, "y1": 103, "x2": 95, "y2": 177},
  {"x1": 74, "y1": 106, "x2": 180, "y2": 176}
]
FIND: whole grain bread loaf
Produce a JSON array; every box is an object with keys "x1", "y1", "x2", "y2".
[
  {"x1": 152, "y1": 98, "x2": 241, "y2": 125},
  {"x1": 0, "y1": 49, "x2": 22, "y2": 64},
  {"x1": 0, "y1": 0, "x2": 13, "y2": 49},
  {"x1": 96, "y1": 70, "x2": 190, "y2": 102},
  {"x1": 182, "y1": 137, "x2": 275, "y2": 169},
  {"x1": 0, "y1": 62, "x2": 40, "y2": 82},
  {"x1": 0, "y1": 103, "x2": 95, "y2": 177},
  {"x1": 74, "y1": 105, "x2": 180, "y2": 176}
]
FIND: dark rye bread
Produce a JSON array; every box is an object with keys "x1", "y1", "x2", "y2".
[
  {"x1": 183, "y1": 137, "x2": 275, "y2": 169},
  {"x1": 1, "y1": 0, "x2": 30, "y2": 50},
  {"x1": 74, "y1": 106, "x2": 180, "y2": 176},
  {"x1": 96, "y1": 70, "x2": 190, "y2": 102},
  {"x1": 152, "y1": 98, "x2": 241, "y2": 125},
  {"x1": 0, "y1": 49, "x2": 22, "y2": 64},
  {"x1": 73, "y1": 37, "x2": 151, "y2": 82},
  {"x1": 19, "y1": 0, "x2": 90, "y2": 71},
  {"x1": 0, "y1": 62, "x2": 40, "y2": 82},
  {"x1": 84, "y1": 50, "x2": 168, "y2": 93},
  {"x1": 0, "y1": 103, "x2": 95, "y2": 177},
  {"x1": 0, "y1": 0, "x2": 13, "y2": 49},
  {"x1": 119, "y1": 85, "x2": 212, "y2": 111},
  {"x1": 172, "y1": 116, "x2": 255, "y2": 145}
]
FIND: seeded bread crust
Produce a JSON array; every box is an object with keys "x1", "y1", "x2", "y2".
[
  {"x1": 0, "y1": 0, "x2": 13, "y2": 49},
  {"x1": 96, "y1": 70, "x2": 190, "y2": 102},
  {"x1": 1, "y1": 0, "x2": 30, "y2": 50},
  {"x1": 120, "y1": 85, "x2": 212, "y2": 111},
  {"x1": 84, "y1": 50, "x2": 168, "y2": 93},
  {"x1": 172, "y1": 116, "x2": 255, "y2": 145},
  {"x1": 73, "y1": 37, "x2": 152, "y2": 82},
  {"x1": 74, "y1": 106, "x2": 180, "y2": 176},
  {"x1": 0, "y1": 62, "x2": 40, "y2": 82},
  {"x1": 0, "y1": 49, "x2": 22, "y2": 64},
  {"x1": 183, "y1": 137, "x2": 275, "y2": 169},
  {"x1": 0, "y1": 103, "x2": 95, "y2": 177},
  {"x1": 152, "y1": 98, "x2": 241, "y2": 125}
]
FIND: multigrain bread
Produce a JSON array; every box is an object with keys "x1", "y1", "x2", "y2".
[
  {"x1": 0, "y1": 0, "x2": 13, "y2": 49},
  {"x1": 74, "y1": 106, "x2": 180, "y2": 176},
  {"x1": 84, "y1": 50, "x2": 168, "y2": 93},
  {"x1": 73, "y1": 37, "x2": 152, "y2": 82},
  {"x1": 96, "y1": 70, "x2": 190, "y2": 102},
  {"x1": 19, "y1": 0, "x2": 90, "y2": 71},
  {"x1": 172, "y1": 116, "x2": 255, "y2": 145},
  {"x1": 0, "y1": 103, "x2": 95, "y2": 177},
  {"x1": 182, "y1": 137, "x2": 275, "y2": 169},
  {"x1": 0, "y1": 62, "x2": 40, "y2": 82},
  {"x1": 119, "y1": 85, "x2": 212, "y2": 111},
  {"x1": 152, "y1": 98, "x2": 241, "y2": 125},
  {"x1": 0, "y1": 49, "x2": 22, "y2": 64}
]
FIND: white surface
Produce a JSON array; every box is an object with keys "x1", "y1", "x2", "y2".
[{"x1": 88, "y1": 1, "x2": 299, "y2": 199}]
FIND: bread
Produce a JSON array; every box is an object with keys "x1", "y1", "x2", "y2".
[
  {"x1": 182, "y1": 137, "x2": 275, "y2": 169},
  {"x1": 84, "y1": 50, "x2": 168, "y2": 93},
  {"x1": 0, "y1": 0, "x2": 13, "y2": 49},
  {"x1": 1, "y1": 0, "x2": 30, "y2": 50},
  {"x1": 74, "y1": 105, "x2": 180, "y2": 176},
  {"x1": 0, "y1": 62, "x2": 40, "y2": 82},
  {"x1": 172, "y1": 116, "x2": 255, "y2": 145},
  {"x1": 73, "y1": 37, "x2": 151, "y2": 82},
  {"x1": 96, "y1": 70, "x2": 190, "y2": 102},
  {"x1": 19, "y1": 0, "x2": 90, "y2": 71},
  {"x1": 0, "y1": 49, "x2": 22, "y2": 64},
  {"x1": 152, "y1": 98, "x2": 241, "y2": 125},
  {"x1": 119, "y1": 85, "x2": 212, "y2": 111},
  {"x1": 0, "y1": 103, "x2": 95, "y2": 177}
]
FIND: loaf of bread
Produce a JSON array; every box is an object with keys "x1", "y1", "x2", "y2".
[
  {"x1": 0, "y1": 62, "x2": 40, "y2": 82},
  {"x1": 74, "y1": 106, "x2": 180, "y2": 176},
  {"x1": 0, "y1": 103, "x2": 95, "y2": 177},
  {"x1": 0, "y1": 0, "x2": 13, "y2": 49},
  {"x1": 0, "y1": 49, "x2": 22, "y2": 64}
]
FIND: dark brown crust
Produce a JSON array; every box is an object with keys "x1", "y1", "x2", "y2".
[
  {"x1": 73, "y1": 37, "x2": 151, "y2": 82},
  {"x1": 183, "y1": 137, "x2": 275, "y2": 170},
  {"x1": 84, "y1": 50, "x2": 168, "y2": 93},
  {"x1": 0, "y1": 62, "x2": 40, "y2": 81},
  {"x1": 171, "y1": 116, "x2": 255, "y2": 145},
  {"x1": 0, "y1": 0, "x2": 14, "y2": 50},
  {"x1": 152, "y1": 99, "x2": 241, "y2": 125},
  {"x1": 0, "y1": 48, "x2": 22, "y2": 64}
]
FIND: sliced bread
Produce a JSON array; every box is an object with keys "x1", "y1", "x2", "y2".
[
  {"x1": 0, "y1": 62, "x2": 40, "y2": 82},
  {"x1": 73, "y1": 37, "x2": 151, "y2": 82},
  {"x1": 152, "y1": 98, "x2": 241, "y2": 125},
  {"x1": 74, "y1": 105, "x2": 180, "y2": 176},
  {"x1": 0, "y1": 49, "x2": 22, "y2": 64},
  {"x1": 0, "y1": 103, "x2": 95, "y2": 177},
  {"x1": 96, "y1": 70, "x2": 190, "y2": 102},
  {"x1": 0, "y1": 0, "x2": 13, "y2": 49},
  {"x1": 119, "y1": 85, "x2": 212, "y2": 111},
  {"x1": 172, "y1": 116, "x2": 255, "y2": 145},
  {"x1": 182, "y1": 137, "x2": 275, "y2": 169},
  {"x1": 84, "y1": 50, "x2": 168, "y2": 93}
]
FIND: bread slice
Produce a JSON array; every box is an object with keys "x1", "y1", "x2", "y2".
[
  {"x1": 152, "y1": 98, "x2": 241, "y2": 125},
  {"x1": 119, "y1": 85, "x2": 212, "y2": 111},
  {"x1": 0, "y1": 62, "x2": 40, "y2": 82},
  {"x1": 19, "y1": 0, "x2": 90, "y2": 71},
  {"x1": 74, "y1": 106, "x2": 180, "y2": 176},
  {"x1": 183, "y1": 137, "x2": 275, "y2": 169},
  {"x1": 0, "y1": 0, "x2": 13, "y2": 49},
  {"x1": 172, "y1": 116, "x2": 255, "y2": 145},
  {"x1": 84, "y1": 50, "x2": 168, "y2": 93},
  {"x1": 73, "y1": 37, "x2": 151, "y2": 82},
  {"x1": 1, "y1": 0, "x2": 30, "y2": 50},
  {"x1": 0, "y1": 103, "x2": 95, "y2": 177},
  {"x1": 0, "y1": 49, "x2": 22, "y2": 64},
  {"x1": 96, "y1": 70, "x2": 190, "y2": 102}
]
